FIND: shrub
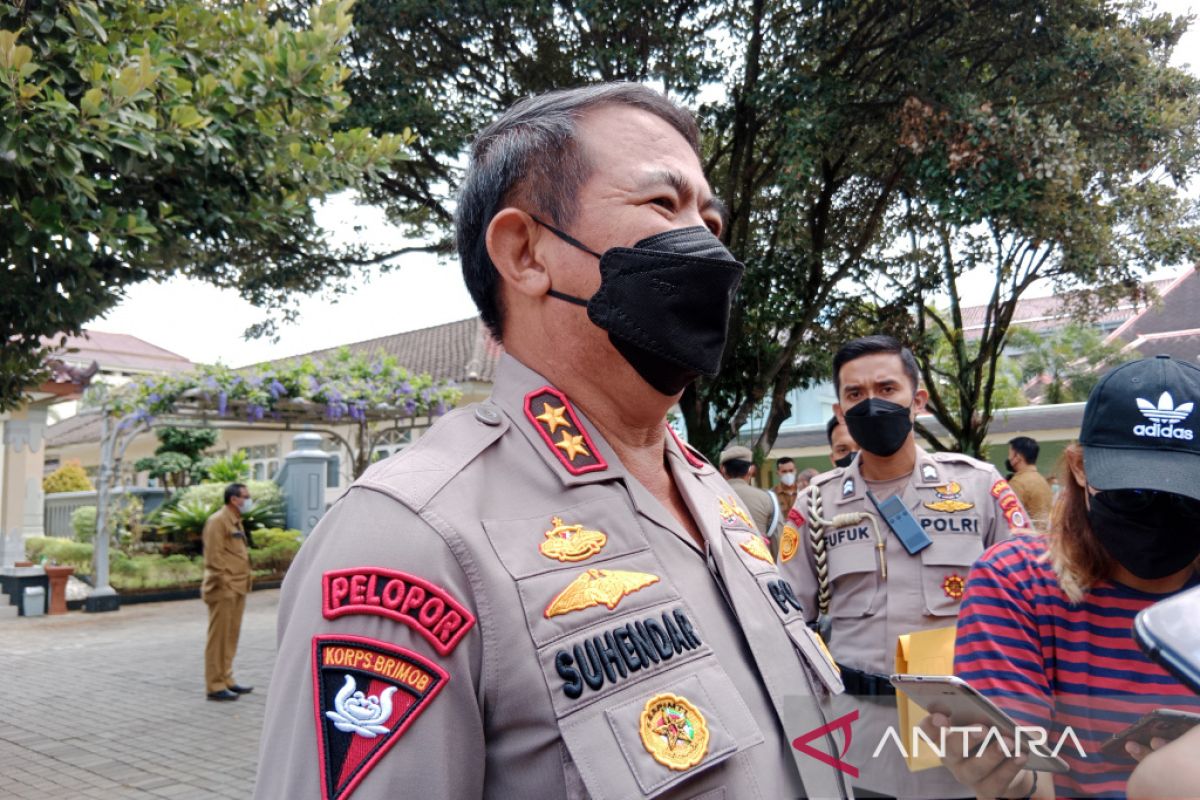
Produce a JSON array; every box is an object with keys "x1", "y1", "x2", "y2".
[
  {"x1": 72, "y1": 506, "x2": 98, "y2": 542},
  {"x1": 205, "y1": 450, "x2": 251, "y2": 483},
  {"x1": 179, "y1": 480, "x2": 281, "y2": 509},
  {"x1": 24, "y1": 537, "x2": 93, "y2": 571},
  {"x1": 157, "y1": 498, "x2": 217, "y2": 541},
  {"x1": 43, "y1": 460, "x2": 93, "y2": 493},
  {"x1": 248, "y1": 528, "x2": 303, "y2": 574}
]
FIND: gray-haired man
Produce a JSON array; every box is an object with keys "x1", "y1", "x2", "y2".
[{"x1": 255, "y1": 84, "x2": 851, "y2": 800}]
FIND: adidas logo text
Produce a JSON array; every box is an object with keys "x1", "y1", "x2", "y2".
[{"x1": 1134, "y1": 392, "x2": 1194, "y2": 441}]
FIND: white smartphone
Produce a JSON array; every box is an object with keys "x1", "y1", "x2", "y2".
[{"x1": 890, "y1": 674, "x2": 1070, "y2": 774}]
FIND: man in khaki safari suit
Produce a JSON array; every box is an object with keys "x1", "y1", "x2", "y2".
[
  {"x1": 254, "y1": 84, "x2": 853, "y2": 800},
  {"x1": 202, "y1": 482, "x2": 254, "y2": 701}
]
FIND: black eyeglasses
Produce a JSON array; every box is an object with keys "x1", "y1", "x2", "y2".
[{"x1": 1095, "y1": 489, "x2": 1200, "y2": 516}]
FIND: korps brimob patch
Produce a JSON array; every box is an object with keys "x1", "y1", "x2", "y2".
[{"x1": 312, "y1": 635, "x2": 448, "y2": 800}]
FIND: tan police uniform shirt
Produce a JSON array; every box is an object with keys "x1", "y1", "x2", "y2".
[
  {"x1": 254, "y1": 355, "x2": 853, "y2": 800},
  {"x1": 726, "y1": 477, "x2": 775, "y2": 536},
  {"x1": 778, "y1": 448, "x2": 1031, "y2": 798},
  {"x1": 1008, "y1": 466, "x2": 1053, "y2": 532},
  {"x1": 201, "y1": 505, "x2": 251, "y2": 601}
]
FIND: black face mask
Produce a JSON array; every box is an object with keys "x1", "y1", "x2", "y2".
[
  {"x1": 1004, "y1": 459, "x2": 1015, "y2": 474},
  {"x1": 1088, "y1": 490, "x2": 1200, "y2": 581},
  {"x1": 842, "y1": 398, "x2": 913, "y2": 457},
  {"x1": 834, "y1": 452, "x2": 856, "y2": 469},
  {"x1": 533, "y1": 217, "x2": 745, "y2": 396}
]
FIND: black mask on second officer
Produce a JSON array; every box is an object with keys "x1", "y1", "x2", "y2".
[
  {"x1": 842, "y1": 398, "x2": 914, "y2": 457},
  {"x1": 533, "y1": 216, "x2": 744, "y2": 396}
]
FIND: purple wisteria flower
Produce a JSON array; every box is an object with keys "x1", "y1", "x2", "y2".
[
  {"x1": 268, "y1": 379, "x2": 287, "y2": 399},
  {"x1": 217, "y1": 391, "x2": 228, "y2": 416}
]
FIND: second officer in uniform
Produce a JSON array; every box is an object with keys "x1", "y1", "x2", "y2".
[{"x1": 779, "y1": 335, "x2": 1032, "y2": 798}]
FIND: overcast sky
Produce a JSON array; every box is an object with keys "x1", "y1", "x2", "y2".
[{"x1": 89, "y1": 0, "x2": 1200, "y2": 367}]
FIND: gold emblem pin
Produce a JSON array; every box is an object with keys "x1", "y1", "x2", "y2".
[
  {"x1": 539, "y1": 517, "x2": 608, "y2": 563},
  {"x1": 942, "y1": 573, "x2": 966, "y2": 600},
  {"x1": 543, "y1": 568, "x2": 659, "y2": 619},
  {"x1": 639, "y1": 693, "x2": 710, "y2": 771},
  {"x1": 739, "y1": 535, "x2": 774, "y2": 564},
  {"x1": 718, "y1": 496, "x2": 754, "y2": 528},
  {"x1": 924, "y1": 482, "x2": 975, "y2": 513},
  {"x1": 779, "y1": 525, "x2": 799, "y2": 562}
]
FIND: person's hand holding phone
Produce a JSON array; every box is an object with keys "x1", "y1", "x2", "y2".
[
  {"x1": 920, "y1": 711, "x2": 1037, "y2": 799},
  {"x1": 1127, "y1": 723, "x2": 1200, "y2": 798}
]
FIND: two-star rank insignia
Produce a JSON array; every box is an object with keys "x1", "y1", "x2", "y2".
[
  {"x1": 739, "y1": 535, "x2": 775, "y2": 564},
  {"x1": 639, "y1": 693, "x2": 710, "y2": 771},
  {"x1": 543, "y1": 568, "x2": 660, "y2": 618},
  {"x1": 539, "y1": 517, "x2": 608, "y2": 562},
  {"x1": 923, "y1": 482, "x2": 976, "y2": 513},
  {"x1": 524, "y1": 386, "x2": 607, "y2": 475},
  {"x1": 312, "y1": 635, "x2": 448, "y2": 800}
]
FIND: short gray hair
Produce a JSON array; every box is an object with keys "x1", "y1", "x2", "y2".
[{"x1": 455, "y1": 83, "x2": 700, "y2": 341}]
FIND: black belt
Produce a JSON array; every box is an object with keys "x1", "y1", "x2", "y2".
[{"x1": 838, "y1": 664, "x2": 896, "y2": 696}]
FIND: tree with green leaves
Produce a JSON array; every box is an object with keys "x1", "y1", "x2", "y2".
[
  {"x1": 322, "y1": 0, "x2": 1199, "y2": 462},
  {"x1": 868, "y1": 4, "x2": 1199, "y2": 456},
  {"x1": 0, "y1": 0, "x2": 406, "y2": 411},
  {"x1": 1010, "y1": 323, "x2": 1129, "y2": 406},
  {"x1": 134, "y1": 426, "x2": 218, "y2": 493}
]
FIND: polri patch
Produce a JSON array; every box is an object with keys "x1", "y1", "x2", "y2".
[
  {"x1": 322, "y1": 568, "x2": 475, "y2": 657},
  {"x1": 312, "y1": 635, "x2": 448, "y2": 800}
]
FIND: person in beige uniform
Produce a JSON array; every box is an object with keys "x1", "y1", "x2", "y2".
[
  {"x1": 202, "y1": 482, "x2": 254, "y2": 701},
  {"x1": 772, "y1": 457, "x2": 801, "y2": 511},
  {"x1": 719, "y1": 444, "x2": 776, "y2": 536},
  {"x1": 778, "y1": 336, "x2": 1032, "y2": 799},
  {"x1": 1005, "y1": 436, "x2": 1053, "y2": 531},
  {"x1": 255, "y1": 84, "x2": 851, "y2": 800}
]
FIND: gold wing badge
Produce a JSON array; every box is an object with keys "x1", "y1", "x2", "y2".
[
  {"x1": 924, "y1": 481, "x2": 976, "y2": 513},
  {"x1": 544, "y1": 568, "x2": 660, "y2": 619},
  {"x1": 739, "y1": 535, "x2": 775, "y2": 564},
  {"x1": 539, "y1": 517, "x2": 608, "y2": 563}
]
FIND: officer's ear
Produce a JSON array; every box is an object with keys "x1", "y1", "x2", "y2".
[
  {"x1": 912, "y1": 387, "x2": 928, "y2": 415},
  {"x1": 486, "y1": 208, "x2": 550, "y2": 299},
  {"x1": 833, "y1": 403, "x2": 846, "y2": 426}
]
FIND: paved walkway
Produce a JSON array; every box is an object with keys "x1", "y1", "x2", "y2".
[{"x1": 0, "y1": 590, "x2": 280, "y2": 799}]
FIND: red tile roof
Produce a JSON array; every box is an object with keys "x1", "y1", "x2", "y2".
[
  {"x1": 960, "y1": 277, "x2": 1177, "y2": 337},
  {"x1": 43, "y1": 330, "x2": 193, "y2": 374},
  {"x1": 248, "y1": 317, "x2": 502, "y2": 383}
]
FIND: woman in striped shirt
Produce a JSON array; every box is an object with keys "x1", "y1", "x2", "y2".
[{"x1": 923, "y1": 356, "x2": 1200, "y2": 799}]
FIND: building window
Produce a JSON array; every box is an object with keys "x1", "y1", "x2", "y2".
[
  {"x1": 247, "y1": 444, "x2": 279, "y2": 481},
  {"x1": 372, "y1": 428, "x2": 412, "y2": 463}
]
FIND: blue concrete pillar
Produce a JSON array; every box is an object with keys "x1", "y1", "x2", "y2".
[{"x1": 279, "y1": 433, "x2": 332, "y2": 539}]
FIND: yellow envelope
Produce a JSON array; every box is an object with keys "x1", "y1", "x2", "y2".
[{"x1": 894, "y1": 625, "x2": 957, "y2": 771}]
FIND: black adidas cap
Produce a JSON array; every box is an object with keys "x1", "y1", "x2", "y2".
[{"x1": 1080, "y1": 355, "x2": 1200, "y2": 502}]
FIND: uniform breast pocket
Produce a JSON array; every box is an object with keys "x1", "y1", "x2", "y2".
[
  {"x1": 556, "y1": 663, "x2": 764, "y2": 800},
  {"x1": 826, "y1": 543, "x2": 881, "y2": 618},
  {"x1": 919, "y1": 536, "x2": 982, "y2": 617}
]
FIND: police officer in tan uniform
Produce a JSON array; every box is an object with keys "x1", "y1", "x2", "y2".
[
  {"x1": 255, "y1": 84, "x2": 851, "y2": 800},
  {"x1": 778, "y1": 336, "x2": 1031, "y2": 799},
  {"x1": 719, "y1": 444, "x2": 776, "y2": 536},
  {"x1": 202, "y1": 482, "x2": 254, "y2": 701}
]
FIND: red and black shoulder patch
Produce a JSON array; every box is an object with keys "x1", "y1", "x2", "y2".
[
  {"x1": 322, "y1": 568, "x2": 475, "y2": 656},
  {"x1": 312, "y1": 635, "x2": 448, "y2": 800},
  {"x1": 990, "y1": 479, "x2": 1032, "y2": 530},
  {"x1": 524, "y1": 386, "x2": 607, "y2": 475},
  {"x1": 666, "y1": 423, "x2": 709, "y2": 470}
]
